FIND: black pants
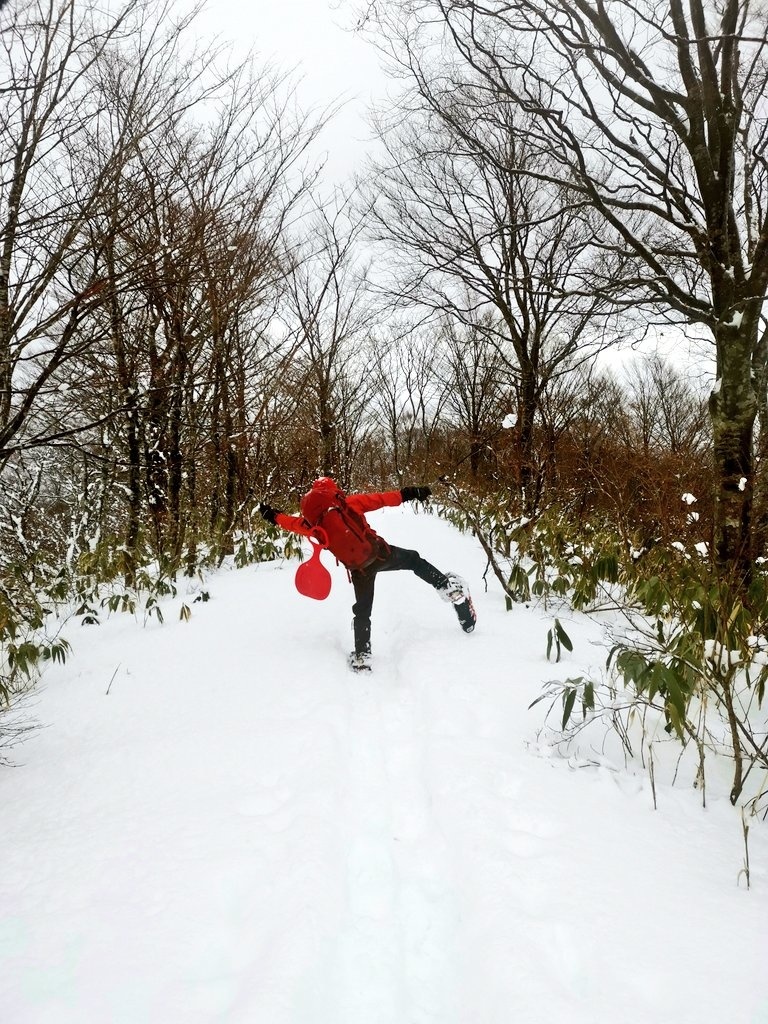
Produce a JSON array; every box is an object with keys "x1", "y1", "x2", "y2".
[{"x1": 350, "y1": 545, "x2": 449, "y2": 655}]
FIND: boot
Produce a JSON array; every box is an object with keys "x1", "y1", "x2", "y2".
[
  {"x1": 348, "y1": 647, "x2": 372, "y2": 673},
  {"x1": 438, "y1": 573, "x2": 477, "y2": 633}
]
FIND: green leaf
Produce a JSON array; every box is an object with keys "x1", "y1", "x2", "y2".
[
  {"x1": 583, "y1": 681, "x2": 594, "y2": 713},
  {"x1": 616, "y1": 650, "x2": 649, "y2": 687},
  {"x1": 555, "y1": 618, "x2": 573, "y2": 652},
  {"x1": 756, "y1": 668, "x2": 766, "y2": 707},
  {"x1": 664, "y1": 669, "x2": 687, "y2": 722},
  {"x1": 562, "y1": 688, "x2": 577, "y2": 730},
  {"x1": 666, "y1": 700, "x2": 685, "y2": 739},
  {"x1": 647, "y1": 661, "x2": 666, "y2": 702},
  {"x1": 594, "y1": 553, "x2": 619, "y2": 582}
]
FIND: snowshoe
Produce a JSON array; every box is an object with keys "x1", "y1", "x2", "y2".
[
  {"x1": 348, "y1": 650, "x2": 372, "y2": 673},
  {"x1": 439, "y1": 573, "x2": 477, "y2": 633},
  {"x1": 455, "y1": 593, "x2": 476, "y2": 633}
]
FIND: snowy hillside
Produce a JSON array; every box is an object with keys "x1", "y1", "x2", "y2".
[{"x1": 2, "y1": 507, "x2": 767, "y2": 1024}]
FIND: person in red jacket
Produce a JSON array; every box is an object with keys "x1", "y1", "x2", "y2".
[{"x1": 259, "y1": 477, "x2": 475, "y2": 671}]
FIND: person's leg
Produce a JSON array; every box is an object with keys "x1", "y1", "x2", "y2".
[
  {"x1": 377, "y1": 545, "x2": 449, "y2": 590},
  {"x1": 378, "y1": 545, "x2": 476, "y2": 632},
  {"x1": 351, "y1": 568, "x2": 377, "y2": 656}
]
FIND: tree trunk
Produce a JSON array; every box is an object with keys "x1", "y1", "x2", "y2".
[
  {"x1": 184, "y1": 427, "x2": 199, "y2": 576},
  {"x1": 166, "y1": 331, "x2": 187, "y2": 563},
  {"x1": 0, "y1": 268, "x2": 12, "y2": 430},
  {"x1": 469, "y1": 432, "x2": 481, "y2": 478},
  {"x1": 123, "y1": 406, "x2": 142, "y2": 588},
  {"x1": 517, "y1": 367, "x2": 537, "y2": 512},
  {"x1": 709, "y1": 322, "x2": 758, "y2": 578},
  {"x1": 318, "y1": 395, "x2": 336, "y2": 476}
]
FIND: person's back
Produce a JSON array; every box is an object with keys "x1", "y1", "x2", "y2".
[{"x1": 298, "y1": 479, "x2": 389, "y2": 571}]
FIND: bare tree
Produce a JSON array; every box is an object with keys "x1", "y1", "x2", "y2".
[
  {"x1": 439, "y1": 314, "x2": 509, "y2": 479},
  {"x1": 0, "y1": 0, "x2": 153, "y2": 465},
  {"x1": 281, "y1": 197, "x2": 377, "y2": 483},
  {"x1": 623, "y1": 354, "x2": 709, "y2": 458},
  {"x1": 368, "y1": 324, "x2": 450, "y2": 482},
  {"x1": 51, "y1": 7, "x2": 325, "y2": 576},
  {"x1": 360, "y1": 17, "x2": 623, "y2": 502},
  {"x1": 376, "y1": 0, "x2": 768, "y2": 575}
]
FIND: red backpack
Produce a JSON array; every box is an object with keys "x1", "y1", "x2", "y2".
[{"x1": 300, "y1": 485, "x2": 384, "y2": 570}]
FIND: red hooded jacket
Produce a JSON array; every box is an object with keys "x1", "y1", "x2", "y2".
[{"x1": 274, "y1": 490, "x2": 403, "y2": 543}]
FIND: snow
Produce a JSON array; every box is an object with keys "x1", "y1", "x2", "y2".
[
  {"x1": 502, "y1": 413, "x2": 518, "y2": 429},
  {"x1": 2, "y1": 508, "x2": 767, "y2": 1024}
]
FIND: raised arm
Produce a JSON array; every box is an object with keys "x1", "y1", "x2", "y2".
[
  {"x1": 345, "y1": 490, "x2": 403, "y2": 515},
  {"x1": 346, "y1": 486, "x2": 431, "y2": 515},
  {"x1": 259, "y1": 502, "x2": 316, "y2": 539}
]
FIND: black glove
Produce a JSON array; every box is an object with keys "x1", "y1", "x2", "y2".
[
  {"x1": 258, "y1": 502, "x2": 281, "y2": 525},
  {"x1": 400, "y1": 486, "x2": 431, "y2": 503}
]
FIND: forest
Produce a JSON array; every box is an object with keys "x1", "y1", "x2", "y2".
[{"x1": 2, "y1": 0, "x2": 768, "y2": 813}]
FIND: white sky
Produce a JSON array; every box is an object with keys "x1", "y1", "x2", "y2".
[{"x1": 196, "y1": 0, "x2": 387, "y2": 186}]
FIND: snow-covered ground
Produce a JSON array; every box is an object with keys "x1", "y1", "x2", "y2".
[{"x1": 2, "y1": 507, "x2": 767, "y2": 1024}]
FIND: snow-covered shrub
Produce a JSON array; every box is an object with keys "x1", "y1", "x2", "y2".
[
  {"x1": 437, "y1": 485, "x2": 624, "y2": 610},
  {"x1": 442, "y1": 485, "x2": 768, "y2": 812},
  {"x1": 541, "y1": 549, "x2": 768, "y2": 812},
  {"x1": 0, "y1": 461, "x2": 73, "y2": 722},
  {"x1": 233, "y1": 525, "x2": 303, "y2": 568},
  {"x1": 0, "y1": 451, "x2": 305, "y2": 747}
]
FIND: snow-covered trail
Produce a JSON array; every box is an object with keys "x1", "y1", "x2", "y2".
[{"x1": 2, "y1": 508, "x2": 767, "y2": 1024}]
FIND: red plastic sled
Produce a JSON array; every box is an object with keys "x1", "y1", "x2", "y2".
[{"x1": 295, "y1": 539, "x2": 332, "y2": 600}]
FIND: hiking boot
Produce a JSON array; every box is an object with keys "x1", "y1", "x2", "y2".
[
  {"x1": 454, "y1": 593, "x2": 477, "y2": 633},
  {"x1": 438, "y1": 573, "x2": 477, "y2": 633},
  {"x1": 348, "y1": 649, "x2": 372, "y2": 673}
]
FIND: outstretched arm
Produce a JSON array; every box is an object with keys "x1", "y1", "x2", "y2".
[
  {"x1": 346, "y1": 486, "x2": 431, "y2": 515},
  {"x1": 345, "y1": 490, "x2": 403, "y2": 515},
  {"x1": 259, "y1": 502, "x2": 316, "y2": 540}
]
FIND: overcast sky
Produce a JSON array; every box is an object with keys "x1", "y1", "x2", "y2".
[{"x1": 196, "y1": 0, "x2": 387, "y2": 185}]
